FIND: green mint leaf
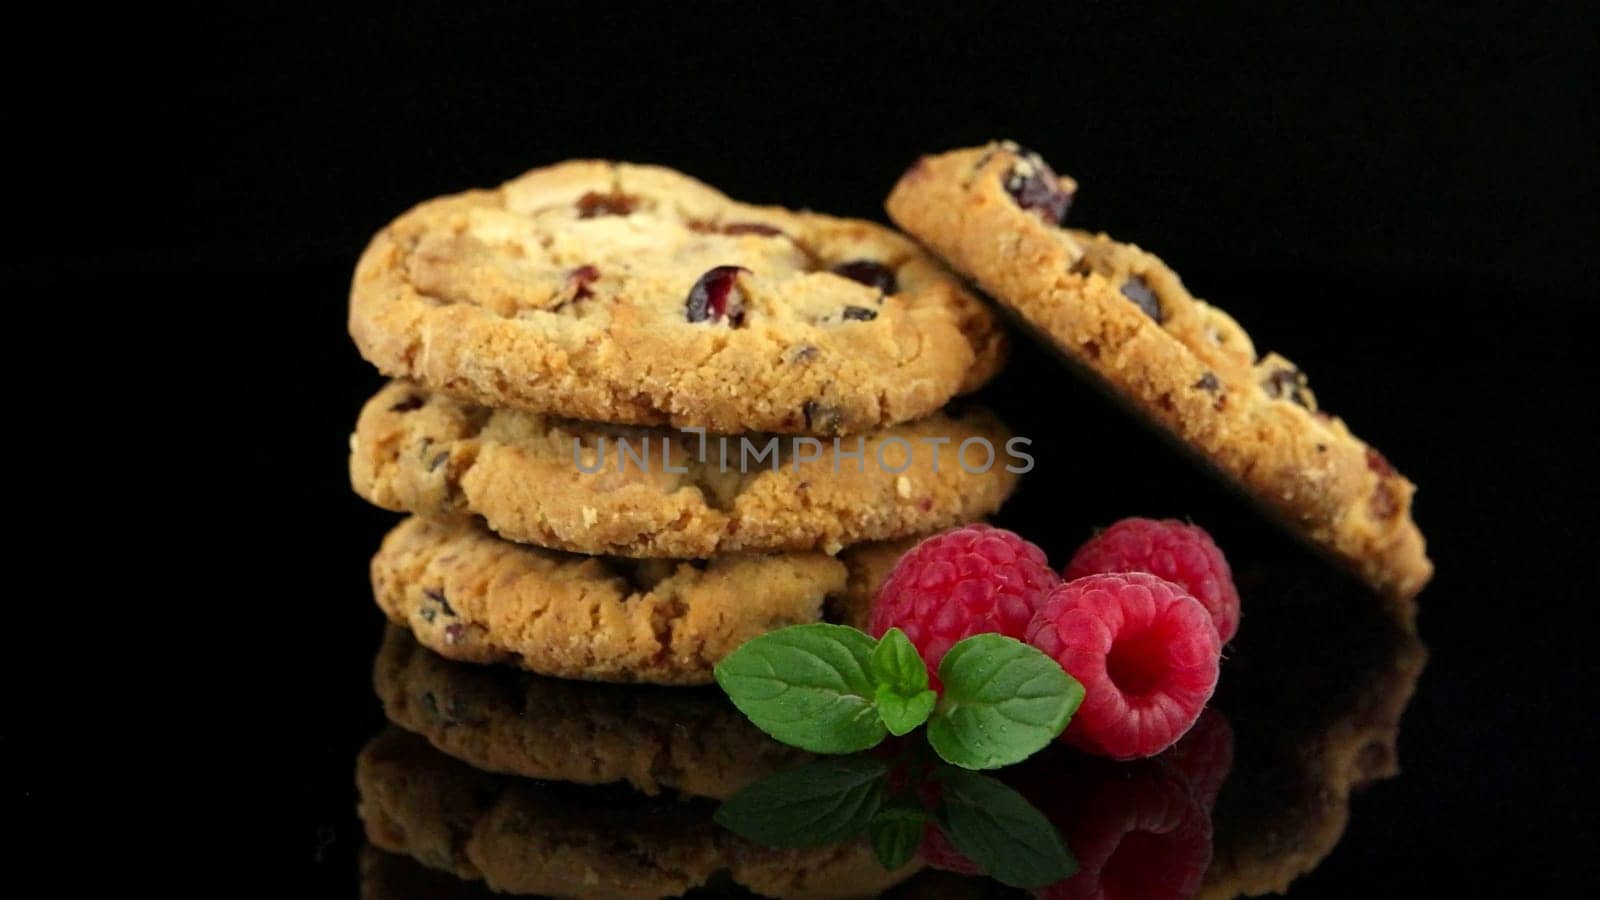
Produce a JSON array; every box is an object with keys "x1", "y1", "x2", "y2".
[
  {"x1": 936, "y1": 768, "x2": 1077, "y2": 888},
  {"x1": 713, "y1": 756, "x2": 889, "y2": 847},
  {"x1": 714, "y1": 623, "x2": 887, "y2": 754},
  {"x1": 871, "y1": 627, "x2": 930, "y2": 695},
  {"x1": 927, "y1": 633, "x2": 1084, "y2": 769},
  {"x1": 875, "y1": 685, "x2": 937, "y2": 736},
  {"x1": 868, "y1": 814, "x2": 923, "y2": 871},
  {"x1": 871, "y1": 628, "x2": 936, "y2": 735}
]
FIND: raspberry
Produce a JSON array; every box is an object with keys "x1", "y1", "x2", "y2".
[
  {"x1": 867, "y1": 524, "x2": 1060, "y2": 684},
  {"x1": 1064, "y1": 518, "x2": 1240, "y2": 643},
  {"x1": 1026, "y1": 573, "x2": 1221, "y2": 760},
  {"x1": 1161, "y1": 707, "x2": 1234, "y2": 812},
  {"x1": 1031, "y1": 756, "x2": 1213, "y2": 900}
]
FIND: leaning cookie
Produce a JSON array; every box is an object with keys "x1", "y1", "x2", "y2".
[
  {"x1": 370, "y1": 517, "x2": 906, "y2": 685},
  {"x1": 888, "y1": 142, "x2": 1431, "y2": 599},
  {"x1": 373, "y1": 626, "x2": 808, "y2": 798},
  {"x1": 351, "y1": 380, "x2": 1020, "y2": 557},
  {"x1": 349, "y1": 160, "x2": 1005, "y2": 435},
  {"x1": 357, "y1": 728, "x2": 922, "y2": 899}
]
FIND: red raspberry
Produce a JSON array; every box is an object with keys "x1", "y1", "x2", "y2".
[
  {"x1": 1031, "y1": 756, "x2": 1213, "y2": 900},
  {"x1": 1026, "y1": 573, "x2": 1221, "y2": 760},
  {"x1": 1064, "y1": 518, "x2": 1240, "y2": 643},
  {"x1": 868, "y1": 524, "x2": 1059, "y2": 683},
  {"x1": 1160, "y1": 707, "x2": 1234, "y2": 812}
]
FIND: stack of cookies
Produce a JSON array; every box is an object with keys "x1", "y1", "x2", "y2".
[{"x1": 347, "y1": 161, "x2": 1018, "y2": 685}]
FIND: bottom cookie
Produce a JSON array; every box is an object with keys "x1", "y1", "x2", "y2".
[
  {"x1": 370, "y1": 517, "x2": 915, "y2": 685},
  {"x1": 373, "y1": 625, "x2": 809, "y2": 798}
]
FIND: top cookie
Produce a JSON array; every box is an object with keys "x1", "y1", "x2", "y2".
[
  {"x1": 888, "y1": 143, "x2": 1431, "y2": 599},
  {"x1": 350, "y1": 160, "x2": 1006, "y2": 434}
]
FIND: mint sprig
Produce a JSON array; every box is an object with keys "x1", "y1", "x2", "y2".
[
  {"x1": 714, "y1": 624, "x2": 1083, "y2": 769},
  {"x1": 927, "y1": 633, "x2": 1085, "y2": 770},
  {"x1": 713, "y1": 623, "x2": 886, "y2": 754},
  {"x1": 871, "y1": 628, "x2": 938, "y2": 736}
]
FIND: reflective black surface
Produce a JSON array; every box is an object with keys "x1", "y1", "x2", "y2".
[
  {"x1": 83, "y1": 3, "x2": 1593, "y2": 894},
  {"x1": 339, "y1": 546, "x2": 1423, "y2": 899}
]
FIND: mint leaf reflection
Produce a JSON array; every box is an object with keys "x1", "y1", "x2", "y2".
[
  {"x1": 713, "y1": 755, "x2": 889, "y2": 846},
  {"x1": 937, "y1": 766, "x2": 1078, "y2": 888},
  {"x1": 716, "y1": 749, "x2": 1073, "y2": 890}
]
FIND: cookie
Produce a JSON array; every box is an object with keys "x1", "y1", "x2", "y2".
[
  {"x1": 351, "y1": 380, "x2": 1020, "y2": 557},
  {"x1": 349, "y1": 160, "x2": 1006, "y2": 435},
  {"x1": 373, "y1": 626, "x2": 808, "y2": 798},
  {"x1": 888, "y1": 142, "x2": 1432, "y2": 599},
  {"x1": 369, "y1": 517, "x2": 909, "y2": 685},
  {"x1": 357, "y1": 728, "x2": 922, "y2": 899}
]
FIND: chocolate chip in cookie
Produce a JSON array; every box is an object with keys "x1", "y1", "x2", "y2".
[
  {"x1": 841, "y1": 306, "x2": 878, "y2": 322},
  {"x1": 1120, "y1": 276, "x2": 1165, "y2": 322},
  {"x1": 830, "y1": 260, "x2": 898, "y2": 294},
  {"x1": 423, "y1": 588, "x2": 456, "y2": 617},
  {"x1": 803, "y1": 400, "x2": 844, "y2": 433},
  {"x1": 1262, "y1": 366, "x2": 1315, "y2": 409}
]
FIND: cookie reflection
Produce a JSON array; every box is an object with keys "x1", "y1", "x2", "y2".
[
  {"x1": 357, "y1": 552, "x2": 1423, "y2": 898},
  {"x1": 357, "y1": 728, "x2": 920, "y2": 899}
]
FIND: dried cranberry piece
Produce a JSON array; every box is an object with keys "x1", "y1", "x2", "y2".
[
  {"x1": 569, "y1": 264, "x2": 600, "y2": 300},
  {"x1": 685, "y1": 265, "x2": 750, "y2": 325},
  {"x1": 576, "y1": 192, "x2": 636, "y2": 218},
  {"x1": 841, "y1": 306, "x2": 878, "y2": 321},
  {"x1": 1120, "y1": 276, "x2": 1165, "y2": 322},
  {"x1": 1366, "y1": 448, "x2": 1396, "y2": 477},
  {"x1": 1003, "y1": 147, "x2": 1073, "y2": 223},
  {"x1": 1369, "y1": 483, "x2": 1399, "y2": 519},
  {"x1": 721, "y1": 222, "x2": 784, "y2": 236},
  {"x1": 831, "y1": 260, "x2": 898, "y2": 294}
]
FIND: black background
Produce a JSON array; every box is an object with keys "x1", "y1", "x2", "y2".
[{"x1": 67, "y1": 1, "x2": 1600, "y2": 894}]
